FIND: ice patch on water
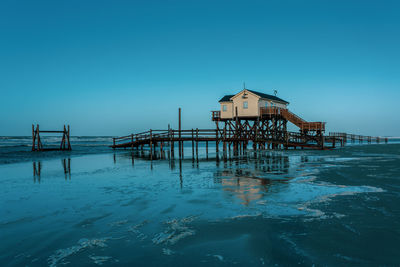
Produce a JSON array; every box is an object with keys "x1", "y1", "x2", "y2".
[
  {"x1": 152, "y1": 215, "x2": 197, "y2": 245},
  {"x1": 162, "y1": 248, "x2": 175, "y2": 255},
  {"x1": 48, "y1": 238, "x2": 109, "y2": 267},
  {"x1": 89, "y1": 255, "x2": 112, "y2": 265},
  {"x1": 108, "y1": 220, "x2": 128, "y2": 227},
  {"x1": 206, "y1": 254, "x2": 224, "y2": 261},
  {"x1": 213, "y1": 255, "x2": 224, "y2": 261},
  {"x1": 229, "y1": 213, "x2": 261, "y2": 219},
  {"x1": 297, "y1": 184, "x2": 384, "y2": 220},
  {"x1": 128, "y1": 220, "x2": 149, "y2": 241}
]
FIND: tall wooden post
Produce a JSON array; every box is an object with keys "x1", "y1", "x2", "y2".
[
  {"x1": 196, "y1": 128, "x2": 199, "y2": 159},
  {"x1": 235, "y1": 107, "x2": 239, "y2": 152},
  {"x1": 320, "y1": 131, "x2": 324, "y2": 150},
  {"x1": 61, "y1": 125, "x2": 66, "y2": 150},
  {"x1": 206, "y1": 141, "x2": 208, "y2": 159},
  {"x1": 178, "y1": 108, "x2": 182, "y2": 158},
  {"x1": 168, "y1": 124, "x2": 170, "y2": 147},
  {"x1": 170, "y1": 128, "x2": 174, "y2": 157},
  {"x1": 223, "y1": 127, "x2": 227, "y2": 152},
  {"x1": 67, "y1": 125, "x2": 71, "y2": 150},
  {"x1": 37, "y1": 124, "x2": 41, "y2": 151},
  {"x1": 192, "y1": 128, "x2": 194, "y2": 158},
  {"x1": 150, "y1": 129, "x2": 153, "y2": 156},
  {"x1": 32, "y1": 124, "x2": 36, "y2": 151},
  {"x1": 215, "y1": 128, "x2": 219, "y2": 153}
]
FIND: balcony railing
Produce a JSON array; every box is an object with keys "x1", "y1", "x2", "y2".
[{"x1": 211, "y1": 110, "x2": 221, "y2": 121}]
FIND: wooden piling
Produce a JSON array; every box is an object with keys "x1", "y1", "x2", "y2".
[
  {"x1": 206, "y1": 141, "x2": 208, "y2": 159},
  {"x1": 32, "y1": 124, "x2": 35, "y2": 151},
  {"x1": 150, "y1": 129, "x2": 153, "y2": 155},
  {"x1": 192, "y1": 129, "x2": 194, "y2": 158},
  {"x1": 196, "y1": 128, "x2": 199, "y2": 158},
  {"x1": 178, "y1": 108, "x2": 182, "y2": 158},
  {"x1": 170, "y1": 128, "x2": 174, "y2": 157}
]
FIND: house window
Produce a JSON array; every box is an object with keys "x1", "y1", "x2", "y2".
[
  {"x1": 222, "y1": 105, "x2": 227, "y2": 112},
  {"x1": 243, "y1": 101, "x2": 248, "y2": 109}
]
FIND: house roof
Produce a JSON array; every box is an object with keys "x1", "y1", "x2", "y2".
[
  {"x1": 246, "y1": 89, "x2": 289, "y2": 104},
  {"x1": 219, "y1": 89, "x2": 289, "y2": 104},
  {"x1": 218, "y1": 95, "x2": 235, "y2": 102}
]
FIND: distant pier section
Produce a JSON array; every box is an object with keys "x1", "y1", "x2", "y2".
[{"x1": 32, "y1": 124, "x2": 71, "y2": 151}]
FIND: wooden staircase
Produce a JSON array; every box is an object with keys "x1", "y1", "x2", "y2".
[{"x1": 260, "y1": 107, "x2": 325, "y2": 132}]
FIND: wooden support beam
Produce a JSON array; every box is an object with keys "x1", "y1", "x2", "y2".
[
  {"x1": 196, "y1": 128, "x2": 199, "y2": 159},
  {"x1": 178, "y1": 108, "x2": 182, "y2": 158},
  {"x1": 206, "y1": 141, "x2": 208, "y2": 159},
  {"x1": 192, "y1": 129, "x2": 194, "y2": 158},
  {"x1": 32, "y1": 124, "x2": 35, "y2": 151}
]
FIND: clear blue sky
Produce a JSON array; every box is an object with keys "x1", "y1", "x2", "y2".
[{"x1": 1, "y1": 0, "x2": 399, "y2": 136}]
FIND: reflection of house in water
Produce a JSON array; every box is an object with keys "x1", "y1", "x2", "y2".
[
  {"x1": 216, "y1": 170, "x2": 273, "y2": 205},
  {"x1": 214, "y1": 154, "x2": 290, "y2": 205}
]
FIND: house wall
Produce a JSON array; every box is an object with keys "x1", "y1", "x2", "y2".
[
  {"x1": 231, "y1": 90, "x2": 260, "y2": 117},
  {"x1": 220, "y1": 102, "x2": 234, "y2": 119},
  {"x1": 219, "y1": 90, "x2": 288, "y2": 119}
]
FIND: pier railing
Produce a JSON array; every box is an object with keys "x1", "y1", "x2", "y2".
[
  {"x1": 113, "y1": 129, "x2": 223, "y2": 147},
  {"x1": 112, "y1": 128, "x2": 343, "y2": 148},
  {"x1": 329, "y1": 132, "x2": 388, "y2": 144},
  {"x1": 211, "y1": 111, "x2": 221, "y2": 121}
]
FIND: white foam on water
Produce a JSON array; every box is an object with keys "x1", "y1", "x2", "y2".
[
  {"x1": 162, "y1": 248, "x2": 175, "y2": 255},
  {"x1": 152, "y1": 215, "x2": 197, "y2": 246},
  {"x1": 89, "y1": 255, "x2": 112, "y2": 265},
  {"x1": 128, "y1": 220, "x2": 149, "y2": 241},
  {"x1": 229, "y1": 213, "x2": 262, "y2": 219},
  {"x1": 213, "y1": 255, "x2": 224, "y2": 261},
  {"x1": 48, "y1": 238, "x2": 109, "y2": 267},
  {"x1": 108, "y1": 220, "x2": 128, "y2": 227}
]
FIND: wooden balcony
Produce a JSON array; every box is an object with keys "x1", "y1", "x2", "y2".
[{"x1": 211, "y1": 110, "x2": 221, "y2": 121}]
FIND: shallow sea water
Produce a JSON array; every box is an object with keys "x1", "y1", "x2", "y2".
[{"x1": 1, "y1": 142, "x2": 400, "y2": 266}]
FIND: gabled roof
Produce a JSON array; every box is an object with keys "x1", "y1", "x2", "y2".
[
  {"x1": 219, "y1": 95, "x2": 235, "y2": 102},
  {"x1": 246, "y1": 89, "x2": 289, "y2": 104},
  {"x1": 219, "y1": 89, "x2": 289, "y2": 104}
]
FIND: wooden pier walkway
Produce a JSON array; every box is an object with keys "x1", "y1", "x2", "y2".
[
  {"x1": 111, "y1": 128, "x2": 343, "y2": 154},
  {"x1": 111, "y1": 108, "x2": 388, "y2": 156}
]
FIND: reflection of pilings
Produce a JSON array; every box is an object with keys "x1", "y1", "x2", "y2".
[
  {"x1": 126, "y1": 146, "x2": 291, "y2": 174},
  {"x1": 62, "y1": 158, "x2": 71, "y2": 180},
  {"x1": 179, "y1": 158, "x2": 183, "y2": 188},
  {"x1": 33, "y1": 159, "x2": 73, "y2": 182},
  {"x1": 33, "y1": 161, "x2": 41, "y2": 183}
]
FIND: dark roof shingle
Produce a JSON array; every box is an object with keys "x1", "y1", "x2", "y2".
[
  {"x1": 218, "y1": 90, "x2": 289, "y2": 104},
  {"x1": 247, "y1": 89, "x2": 289, "y2": 104},
  {"x1": 218, "y1": 95, "x2": 234, "y2": 102}
]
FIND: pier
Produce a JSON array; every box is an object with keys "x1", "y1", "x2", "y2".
[
  {"x1": 32, "y1": 124, "x2": 71, "y2": 151},
  {"x1": 111, "y1": 103, "x2": 341, "y2": 156},
  {"x1": 111, "y1": 89, "x2": 389, "y2": 155}
]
